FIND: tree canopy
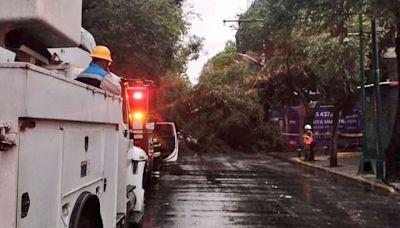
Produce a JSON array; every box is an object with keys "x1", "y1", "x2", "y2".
[
  {"x1": 186, "y1": 0, "x2": 400, "y2": 156},
  {"x1": 82, "y1": 0, "x2": 400, "y2": 160},
  {"x1": 82, "y1": 0, "x2": 200, "y2": 82},
  {"x1": 185, "y1": 41, "x2": 287, "y2": 153}
]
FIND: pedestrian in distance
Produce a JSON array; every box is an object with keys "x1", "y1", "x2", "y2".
[
  {"x1": 302, "y1": 124, "x2": 314, "y2": 161},
  {"x1": 76, "y1": 45, "x2": 121, "y2": 96}
]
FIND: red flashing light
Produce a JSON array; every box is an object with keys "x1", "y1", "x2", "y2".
[
  {"x1": 127, "y1": 87, "x2": 148, "y2": 122},
  {"x1": 132, "y1": 112, "x2": 144, "y2": 120},
  {"x1": 133, "y1": 91, "x2": 144, "y2": 100}
]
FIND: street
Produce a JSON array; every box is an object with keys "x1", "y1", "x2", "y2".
[{"x1": 144, "y1": 152, "x2": 400, "y2": 228}]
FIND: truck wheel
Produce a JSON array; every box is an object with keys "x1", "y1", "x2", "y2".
[{"x1": 69, "y1": 192, "x2": 103, "y2": 228}]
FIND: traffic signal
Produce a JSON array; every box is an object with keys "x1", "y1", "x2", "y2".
[{"x1": 127, "y1": 87, "x2": 148, "y2": 121}]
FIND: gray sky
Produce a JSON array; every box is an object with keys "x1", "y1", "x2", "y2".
[{"x1": 184, "y1": 0, "x2": 250, "y2": 84}]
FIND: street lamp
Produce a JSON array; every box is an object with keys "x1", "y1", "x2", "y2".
[{"x1": 358, "y1": 0, "x2": 369, "y2": 175}]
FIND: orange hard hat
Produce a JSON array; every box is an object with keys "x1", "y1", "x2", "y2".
[{"x1": 91, "y1": 45, "x2": 112, "y2": 62}]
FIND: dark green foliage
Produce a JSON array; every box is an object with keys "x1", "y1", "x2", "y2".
[
  {"x1": 185, "y1": 42, "x2": 288, "y2": 153},
  {"x1": 190, "y1": 84, "x2": 267, "y2": 152},
  {"x1": 82, "y1": 0, "x2": 189, "y2": 81},
  {"x1": 157, "y1": 72, "x2": 192, "y2": 129},
  {"x1": 188, "y1": 1, "x2": 399, "y2": 158},
  {"x1": 82, "y1": 0, "x2": 400, "y2": 158},
  {"x1": 232, "y1": 0, "x2": 400, "y2": 162}
]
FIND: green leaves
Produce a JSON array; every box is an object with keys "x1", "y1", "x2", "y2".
[
  {"x1": 184, "y1": 42, "x2": 286, "y2": 153},
  {"x1": 237, "y1": 0, "x2": 363, "y2": 109},
  {"x1": 82, "y1": 0, "x2": 190, "y2": 80}
]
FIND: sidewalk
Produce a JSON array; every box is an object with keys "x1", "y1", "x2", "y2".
[{"x1": 268, "y1": 151, "x2": 398, "y2": 194}]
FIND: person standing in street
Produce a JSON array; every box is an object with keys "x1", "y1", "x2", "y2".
[{"x1": 302, "y1": 124, "x2": 314, "y2": 161}]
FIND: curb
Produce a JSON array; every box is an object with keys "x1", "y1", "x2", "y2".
[
  {"x1": 290, "y1": 157, "x2": 397, "y2": 194},
  {"x1": 266, "y1": 153, "x2": 397, "y2": 195}
]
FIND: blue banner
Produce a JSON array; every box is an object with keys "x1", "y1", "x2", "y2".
[{"x1": 284, "y1": 105, "x2": 362, "y2": 147}]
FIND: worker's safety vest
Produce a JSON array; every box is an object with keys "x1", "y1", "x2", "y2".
[
  {"x1": 303, "y1": 132, "x2": 313, "y2": 145},
  {"x1": 76, "y1": 63, "x2": 121, "y2": 96}
]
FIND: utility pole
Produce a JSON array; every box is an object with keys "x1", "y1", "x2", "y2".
[
  {"x1": 371, "y1": 18, "x2": 384, "y2": 179},
  {"x1": 357, "y1": 2, "x2": 385, "y2": 179}
]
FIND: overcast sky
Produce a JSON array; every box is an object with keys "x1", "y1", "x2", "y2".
[{"x1": 184, "y1": 0, "x2": 251, "y2": 84}]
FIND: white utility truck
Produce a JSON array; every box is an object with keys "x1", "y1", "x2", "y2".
[{"x1": 0, "y1": 0, "x2": 148, "y2": 227}]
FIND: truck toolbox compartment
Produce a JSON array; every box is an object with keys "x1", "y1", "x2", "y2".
[{"x1": 0, "y1": 62, "x2": 122, "y2": 227}]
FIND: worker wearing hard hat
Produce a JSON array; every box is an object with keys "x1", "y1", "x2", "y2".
[
  {"x1": 76, "y1": 45, "x2": 121, "y2": 96},
  {"x1": 302, "y1": 124, "x2": 314, "y2": 160}
]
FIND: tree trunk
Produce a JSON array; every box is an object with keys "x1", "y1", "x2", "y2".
[{"x1": 330, "y1": 108, "x2": 340, "y2": 167}]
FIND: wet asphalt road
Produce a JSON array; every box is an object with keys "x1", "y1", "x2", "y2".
[{"x1": 143, "y1": 152, "x2": 400, "y2": 228}]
